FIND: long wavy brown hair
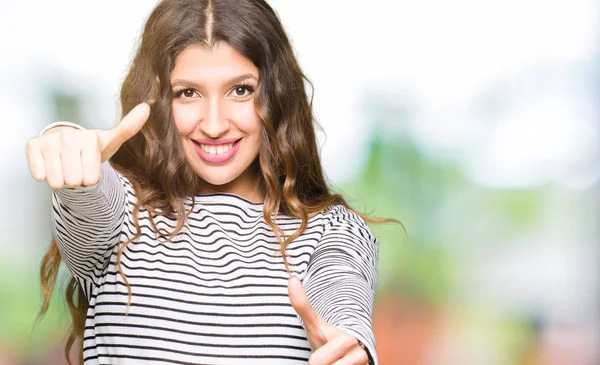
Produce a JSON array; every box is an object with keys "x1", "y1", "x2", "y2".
[{"x1": 37, "y1": 0, "x2": 399, "y2": 363}]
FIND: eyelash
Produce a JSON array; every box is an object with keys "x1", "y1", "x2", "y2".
[{"x1": 173, "y1": 83, "x2": 255, "y2": 100}]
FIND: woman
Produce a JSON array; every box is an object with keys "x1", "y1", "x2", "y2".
[{"x1": 27, "y1": 0, "x2": 383, "y2": 364}]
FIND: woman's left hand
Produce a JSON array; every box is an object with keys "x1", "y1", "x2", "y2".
[{"x1": 287, "y1": 277, "x2": 370, "y2": 365}]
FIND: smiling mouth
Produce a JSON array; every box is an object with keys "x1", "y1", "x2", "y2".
[
  {"x1": 192, "y1": 138, "x2": 242, "y2": 158},
  {"x1": 198, "y1": 142, "x2": 235, "y2": 155}
]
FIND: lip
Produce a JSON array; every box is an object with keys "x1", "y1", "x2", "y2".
[
  {"x1": 193, "y1": 138, "x2": 241, "y2": 146},
  {"x1": 192, "y1": 138, "x2": 242, "y2": 164}
]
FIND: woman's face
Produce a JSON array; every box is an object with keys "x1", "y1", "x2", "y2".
[{"x1": 170, "y1": 43, "x2": 262, "y2": 200}]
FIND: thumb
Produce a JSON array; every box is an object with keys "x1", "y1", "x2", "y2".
[
  {"x1": 288, "y1": 276, "x2": 327, "y2": 348},
  {"x1": 99, "y1": 102, "x2": 151, "y2": 162}
]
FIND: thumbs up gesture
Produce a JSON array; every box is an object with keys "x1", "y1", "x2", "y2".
[
  {"x1": 288, "y1": 277, "x2": 370, "y2": 365},
  {"x1": 26, "y1": 103, "x2": 150, "y2": 190}
]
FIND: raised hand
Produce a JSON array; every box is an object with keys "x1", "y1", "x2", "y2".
[
  {"x1": 26, "y1": 103, "x2": 150, "y2": 190},
  {"x1": 288, "y1": 277, "x2": 370, "y2": 365}
]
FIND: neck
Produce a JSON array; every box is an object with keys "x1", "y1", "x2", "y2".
[{"x1": 198, "y1": 161, "x2": 264, "y2": 204}]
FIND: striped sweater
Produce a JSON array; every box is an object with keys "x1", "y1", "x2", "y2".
[{"x1": 51, "y1": 162, "x2": 379, "y2": 364}]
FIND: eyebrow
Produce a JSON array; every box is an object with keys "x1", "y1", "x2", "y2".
[{"x1": 171, "y1": 73, "x2": 258, "y2": 89}]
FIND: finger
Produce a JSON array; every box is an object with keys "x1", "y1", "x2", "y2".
[
  {"x1": 26, "y1": 138, "x2": 46, "y2": 181},
  {"x1": 288, "y1": 276, "x2": 329, "y2": 350},
  {"x1": 288, "y1": 276, "x2": 323, "y2": 331},
  {"x1": 309, "y1": 335, "x2": 356, "y2": 365},
  {"x1": 41, "y1": 138, "x2": 64, "y2": 190},
  {"x1": 330, "y1": 345, "x2": 370, "y2": 365},
  {"x1": 80, "y1": 130, "x2": 101, "y2": 186},
  {"x1": 60, "y1": 130, "x2": 83, "y2": 188},
  {"x1": 101, "y1": 102, "x2": 150, "y2": 161}
]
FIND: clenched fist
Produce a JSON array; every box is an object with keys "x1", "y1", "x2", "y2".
[{"x1": 25, "y1": 103, "x2": 150, "y2": 190}]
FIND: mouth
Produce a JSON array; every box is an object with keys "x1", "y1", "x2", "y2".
[{"x1": 192, "y1": 138, "x2": 243, "y2": 163}]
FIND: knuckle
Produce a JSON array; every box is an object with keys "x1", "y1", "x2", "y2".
[
  {"x1": 83, "y1": 174, "x2": 100, "y2": 186},
  {"x1": 63, "y1": 169, "x2": 82, "y2": 187},
  {"x1": 41, "y1": 134, "x2": 60, "y2": 153},
  {"x1": 32, "y1": 174, "x2": 45, "y2": 182},
  {"x1": 25, "y1": 138, "x2": 39, "y2": 153},
  {"x1": 64, "y1": 178, "x2": 82, "y2": 188},
  {"x1": 31, "y1": 169, "x2": 46, "y2": 181},
  {"x1": 48, "y1": 181, "x2": 64, "y2": 190},
  {"x1": 81, "y1": 131, "x2": 100, "y2": 153},
  {"x1": 60, "y1": 128, "x2": 75, "y2": 145},
  {"x1": 83, "y1": 132, "x2": 100, "y2": 151}
]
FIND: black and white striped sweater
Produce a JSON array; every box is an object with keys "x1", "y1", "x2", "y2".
[{"x1": 51, "y1": 162, "x2": 379, "y2": 364}]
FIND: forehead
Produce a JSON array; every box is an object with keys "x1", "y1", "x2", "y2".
[{"x1": 170, "y1": 43, "x2": 259, "y2": 83}]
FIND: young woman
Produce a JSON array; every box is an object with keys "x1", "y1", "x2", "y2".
[{"x1": 27, "y1": 0, "x2": 384, "y2": 364}]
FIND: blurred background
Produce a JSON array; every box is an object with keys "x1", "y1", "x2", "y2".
[{"x1": 1, "y1": 0, "x2": 598, "y2": 364}]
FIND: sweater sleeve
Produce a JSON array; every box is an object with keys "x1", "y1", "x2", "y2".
[
  {"x1": 51, "y1": 161, "x2": 128, "y2": 286},
  {"x1": 303, "y1": 205, "x2": 379, "y2": 365}
]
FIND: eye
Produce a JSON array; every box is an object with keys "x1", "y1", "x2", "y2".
[
  {"x1": 174, "y1": 88, "x2": 198, "y2": 98},
  {"x1": 230, "y1": 85, "x2": 255, "y2": 98}
]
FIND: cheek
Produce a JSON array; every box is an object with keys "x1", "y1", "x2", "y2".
[
  {"x1": 230, "y1": 102, "x2": 262, "y2": 135},
  {"x1": 172, "y1": 104, "x2": 200, "y2": 136}
]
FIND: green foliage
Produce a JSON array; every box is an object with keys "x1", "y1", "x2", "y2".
[
  {"x1": 339, "y1": 129, "x2": 546, "y2": 305},
  {"x1": 0, "y1": 262, "x2": 68, "y2": 356}
]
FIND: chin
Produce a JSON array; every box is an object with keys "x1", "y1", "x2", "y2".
[
  {"x1": 195, "y1": 166, "x2": 243, "y2": 187},
  {"x1": 197, "y1": 172, "x2": 235, "y2": 187}
]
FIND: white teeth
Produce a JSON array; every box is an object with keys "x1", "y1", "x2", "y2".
[{"x1": 200, "y1": 143, "x2": 234, "y2": 155}]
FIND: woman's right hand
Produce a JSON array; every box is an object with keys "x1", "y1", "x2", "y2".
[{"x1": 26, "y1": 103, "x2": 151, "y2": 190}]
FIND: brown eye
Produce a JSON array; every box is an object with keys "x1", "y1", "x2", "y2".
[
  {"x1": 174, "y1": 88, "x2": 197, "y2": 98},
  {"x1": 231, "y1": 85, "x2": 254, "y2": 98}
]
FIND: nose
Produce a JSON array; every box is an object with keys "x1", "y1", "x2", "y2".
[{"x1": 199, "y1": 97, "x2": 230, "y2": 138}]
